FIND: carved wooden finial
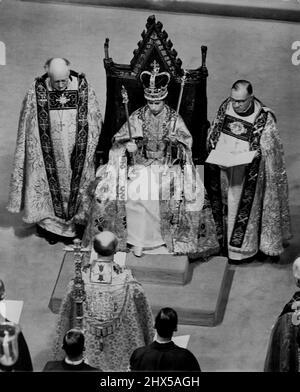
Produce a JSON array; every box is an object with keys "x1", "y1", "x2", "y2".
[
  {"x1": 104, "y1": 38, "x2": 110, "y2": 59},
  {"x1": 130, "y1": 15, "x2": 183, "y2": 76},
  {"x1": 146, "y1": 15, "x2": 156, "y2": 29}
]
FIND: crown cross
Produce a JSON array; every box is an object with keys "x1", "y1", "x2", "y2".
[{"x1": 151, "y1": 60, "x2": 160, "y2": 74}]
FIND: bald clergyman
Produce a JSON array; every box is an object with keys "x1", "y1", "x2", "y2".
[
  {"x1": 93, "y1": 231, "x2": 119, "y2": 260},
  {"x1": 7, "y1": 58, "x2": 103, "y2": 244},
  {"x1": 52, "y1": 231, "x2": 155, "y2": 371},
  {"x1": 206, "y1": 79, "x2": 292, "y2": 264}
]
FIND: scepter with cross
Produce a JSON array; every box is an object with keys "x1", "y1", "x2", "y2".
[
  {"x1": 121, "y1": 85, "x2": 136, "y2": 167},
  {"x1": 164, "y1": 69, "x2": 188, "y2": 171}
]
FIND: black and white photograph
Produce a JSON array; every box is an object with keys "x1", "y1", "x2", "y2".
[{"x1": 0, "y1": 0, "x2": 300, "y2": 378}]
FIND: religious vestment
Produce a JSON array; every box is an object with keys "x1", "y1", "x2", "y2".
[
  {"x1": 130, "y1": 340, "x2": 201, "y2": 371},
  {"x1": 264, "y1": 292, "x2": 300, "y2": 372},
  {"x1": 7, "y1": 71, "x2": 103, "y2": 237},
  {"x1": 83, "y1": 104, "x2": 219, "y2": 257},
  {"x1": 52, "y1": 258, "x2": 154, "y2": 371},
  {"x1": 206, "y1": 97, "x2": 292, "y2": 261}
]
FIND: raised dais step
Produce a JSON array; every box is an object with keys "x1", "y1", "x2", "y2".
[
  {"x1": 125, "y1": 253, "x2": 190, "y2": 285},
  {"x1": 49, "y1": 252, "x2": 233, "y2": 326}
]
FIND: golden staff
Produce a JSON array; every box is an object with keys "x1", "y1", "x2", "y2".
[
  {"x1": 167, "y1": 70, "x2": 188, "y2": 224},
  {"x1": 65, "y1": 239, "x2": 89, "y2": 331},
  {"x1": 171, "y1": 70, "x2": 188, "y2": 136},
  {"x1": 121, "y1": 85, "x2": 132, "y2": 140},
  {"x1": 121, "y1": 85, "x2": 136, "y2": 167},
  {"x1": 164, "y1": 70, "x2": 188, "y2": 171}
]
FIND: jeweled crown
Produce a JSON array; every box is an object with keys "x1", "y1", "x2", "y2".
[{"x1": 140, "y1": 60, "x2": 170, "y2": 101}]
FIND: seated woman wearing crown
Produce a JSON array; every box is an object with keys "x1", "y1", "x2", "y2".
[{"x1": 82, "y1": 63, "x2": 219, "y2": 258}]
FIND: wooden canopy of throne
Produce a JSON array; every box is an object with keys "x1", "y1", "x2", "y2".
[{"x1": 97, "y1": 14, "x2": 209, "y2": 165}]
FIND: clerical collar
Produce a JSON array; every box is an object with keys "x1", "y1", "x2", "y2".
[{"x1": 65, "y1": 357, "x2": 84, "y2": 366}]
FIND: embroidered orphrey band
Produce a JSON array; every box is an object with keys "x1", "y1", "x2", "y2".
[
  {"x1": 48, "y1": 90, "x2": 78, "y2": 110},
  {"x1": 229, "y1": 110, "x2": 268, "y2": 248},
  {"x1": 35, "y1": 74, "x2": 89, "y2": 220},
  {"x1": 207, "y1": 100, "x2": 268, "y2": 249},
  {"x1": 35, "y1": 79, "x2": 66, "y2": 219},
  {"x1": 67, "y1": 74, "x2": 89, "y2": 219},
  {"x1": 221, "y1": 114, "x2": 254, "y2": 142}
]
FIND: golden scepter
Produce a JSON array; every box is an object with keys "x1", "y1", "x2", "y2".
[
  {"x1": 167, "y1": 70, "x2": 188, "y2": 225},
  {"x1": 173, "y1": 70, "x2": 188, "y2": 135},
  {"x1": 121, "y1": 85, "x2": 135, "y2": 166},
  {"x1": 121, "y1": 85, "x2": 132, "y2": 140},
  {"x1": 164, "y1": 70, "x2": 187, "y2": 171}
]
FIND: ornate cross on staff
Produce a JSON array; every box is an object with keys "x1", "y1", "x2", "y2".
[
  {"x1": 171, "y1": 69, "x2": 188, "y2": 136},
  {"x1": 64, "y1": 239, "x2": 89, "y2": 331}
]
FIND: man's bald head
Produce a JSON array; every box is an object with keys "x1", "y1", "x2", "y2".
[
  {"x1": 46, "y1": 58, "x2": 70, "y2": 91},
  {"x1": 231, "y1": 80, "x2": 253, "y2": 96},
  {"x1": 93, "y1": 231, "x2": 118, "y2": 257},
  {"x1": 47, "y1": 58, "x2": 70, "y2": 78}
]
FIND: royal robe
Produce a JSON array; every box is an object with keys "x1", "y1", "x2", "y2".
[
  {"x1": 206, "y1": 97, "x2": 292, "y2": 260},
  {"x1": 7, "y1": 71, "x2": 103, "y2": 237},
  {"x1": 83, "y1": 104, "x2": 219, "y2": 257}
]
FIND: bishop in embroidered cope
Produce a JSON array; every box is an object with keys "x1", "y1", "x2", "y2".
[
  {"x1": 7, "y1": 58, "x2": 103, "y2": 241},
  {"x1": 206, "y1": 80, "x2": 292, "y2": 262},
  {"x1": 53, "y1": 232, "x2": 154, "y2": 371}
]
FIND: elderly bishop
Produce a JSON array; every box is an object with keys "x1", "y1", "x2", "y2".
[{"x1": 7, "y1": 58, "x2": 103, "y2": 244}]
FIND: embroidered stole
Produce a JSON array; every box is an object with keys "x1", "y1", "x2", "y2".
[
  {"x1": 35, "y1": 73, "x2": 89, "y2": 220},
  {"x1": 207, "y1": 100, "x2": 268, "y2": 248}
]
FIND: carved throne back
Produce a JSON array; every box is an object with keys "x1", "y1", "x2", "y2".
[{"x1": 98, "y1": 15, "x2": 209, "y2": 165}]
